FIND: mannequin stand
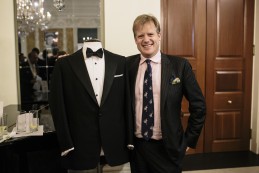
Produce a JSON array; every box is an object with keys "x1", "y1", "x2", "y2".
[{"x1": 96, "y1": 156, "x2": 106, "y2": 173}]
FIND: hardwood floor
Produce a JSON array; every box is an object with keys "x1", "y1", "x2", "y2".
[
  {"x1": 183, "y1": 151, "x2": 259, "y2": 171},
  {"x1": 82, "y1": 151, "x2": 259, "y2": 172},
  {"x1": 184, "y1": 166, "x2": 259, "y2": 173}
]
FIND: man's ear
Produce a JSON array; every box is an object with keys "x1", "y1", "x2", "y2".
[{"x1": 158, "y1": 32, "x2": 162, "y2": 41}]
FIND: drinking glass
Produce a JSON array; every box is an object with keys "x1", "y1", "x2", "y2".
[
  {"x1": 29, "y1": 110, "x2": 39, "y2": 132},
  {"x1": 0, "y1": 113, "x2": 7, "y2": 139},
  {"x1": 16, "y1": 111, "x2": 27, "y2": 133}
]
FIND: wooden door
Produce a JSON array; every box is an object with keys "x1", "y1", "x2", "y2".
[
  {"x1": 161, "y1": 0, "x2": 206, "y2": 154},
  {"x1": 161, "y1": 0, "x2": 254, "y2": 153},
  {"x1": 205, "y1": 0, "x2": 254, "y2": 152}
]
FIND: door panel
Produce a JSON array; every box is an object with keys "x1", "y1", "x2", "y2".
[
  {"x1": 217, "y1": 0, "x2": 244, "y2": 56},
  {"x1": 214, "y1": 93, "x2": 242, "y2": 110}
]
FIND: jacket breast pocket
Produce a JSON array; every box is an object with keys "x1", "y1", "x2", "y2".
[{"x1": 114, "y1": 74, "x2": 124, "y2": 78}]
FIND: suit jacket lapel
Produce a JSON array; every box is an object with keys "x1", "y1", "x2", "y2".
[
  {"x1": 67, "y1": 49, "x2": 98, "y2": 105},
  {"x1": 100, "y1": 49, "x2": 117, "y2": 107},
  {"x1": 161, "y1": 54, "x2": 174, "y2": 112},
  {"x1": 129, "y1": 55, "x2": 141, "y2": 113}
]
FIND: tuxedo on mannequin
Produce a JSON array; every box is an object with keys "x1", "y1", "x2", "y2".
[{"x1": 49, "y1": 39, "x2": 130, "y2": 170}]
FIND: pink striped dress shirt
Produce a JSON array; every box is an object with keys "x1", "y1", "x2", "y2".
[{"x1": 135, "y1": 51, "x2": 162, "y2": 140}]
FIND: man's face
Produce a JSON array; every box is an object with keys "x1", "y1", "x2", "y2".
[
  {"x1": 47, "y1": 36, "x2": 54, "y2": 46},
  {"x1": 134, "y1": 22, "x2": 161, "y2": 58}
]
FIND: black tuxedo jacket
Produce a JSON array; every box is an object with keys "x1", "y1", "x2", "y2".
[
  {"x1": 126, "y1": 53, "x2": 206, "y2": 163},
  {"x1": 49, "y1": 48, "x2": 129, "y2": 170}
]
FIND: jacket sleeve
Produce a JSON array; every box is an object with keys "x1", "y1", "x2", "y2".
[
  {"x1": 125, "y1": 58, "x2": 135, "y2": 148},
  {"x1": 49, "y1": 59, "x2": 74, "y2": 153},
  {"x1": 182, "y1": 59, "x2": 206, "y2": 148}
]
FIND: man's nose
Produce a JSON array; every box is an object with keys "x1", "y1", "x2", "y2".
[{"x1": 143, "y1": 35, "x2": 149, "y2": 42}]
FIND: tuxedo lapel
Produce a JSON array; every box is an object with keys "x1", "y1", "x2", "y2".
[
  {"x1": 67, "y1": 49, "x2": 98, "y2": 105},
  {"x1": 100, "y1": 49, "x2": 117, "y2": 107}
]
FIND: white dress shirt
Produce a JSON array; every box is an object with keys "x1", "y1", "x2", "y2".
[{"x1": 83, "y1": 45, "x2": 105, "y2": 106}]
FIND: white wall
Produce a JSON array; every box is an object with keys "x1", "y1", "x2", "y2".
[
  {"x1": 0, "y1": 0, "x2": 18, "y2": 106},
  {"x1": 251, "y1": 0, "x2": 259, "y2": 154},
  {"x1": 103, "y1": 0, "x2": 160, "y2": 56}
]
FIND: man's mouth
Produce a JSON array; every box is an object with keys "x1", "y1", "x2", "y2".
[{"x1": 142, "y1": 44, "x2": 152, "y2": 48}]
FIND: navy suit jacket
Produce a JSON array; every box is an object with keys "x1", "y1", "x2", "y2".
[{"x1": 126, "y1": 53, "x2": 206, "y2": 163}]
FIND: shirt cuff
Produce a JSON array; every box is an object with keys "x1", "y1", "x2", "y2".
[{"x1": 61, "y1": 147, "x2": 74, "y2": 156}]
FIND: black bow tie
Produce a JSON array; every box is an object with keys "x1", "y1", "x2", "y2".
[{"x1": 86, "y1": 48, "x2": 103, "y2": 58}]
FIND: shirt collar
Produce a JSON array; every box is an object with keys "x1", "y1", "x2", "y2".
[{"x1": 140, "y1": 51, "x2": 161, "y2": 65}]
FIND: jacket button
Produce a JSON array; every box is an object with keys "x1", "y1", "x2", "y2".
[{"x1": 98, "y1": 113, "x2": 102, "y2": 117}]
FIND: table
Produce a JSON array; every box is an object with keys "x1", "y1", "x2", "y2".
[{"x1": 0, "y1": 104, "x2": 66, "y2": 173}]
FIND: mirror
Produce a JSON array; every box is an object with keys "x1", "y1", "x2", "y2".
[{"x1": 17, "y1": 0, "x2": 102, "y2": 106}]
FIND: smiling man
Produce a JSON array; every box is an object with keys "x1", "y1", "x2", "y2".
[{"x1": 126, "y1": 14, "x2": 206, "y2": 173}]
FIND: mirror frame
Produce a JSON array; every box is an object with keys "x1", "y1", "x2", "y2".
[{"x1": 14, "y1": 0, "x2": 104, "y2": 105}]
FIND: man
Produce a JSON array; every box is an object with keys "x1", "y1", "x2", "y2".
[
  {"x1": 127, "y1": 14, "x2": 206, "y2": 173},
  {"x1": 49, "y1": 40, "x2": 130, "y2": 172},
  {"x1": 20, "y1": 50, "x2": 43, "y2": 104},
  {"x1": 19, "y1": 53, "x2": 26, "y2": 65}
]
